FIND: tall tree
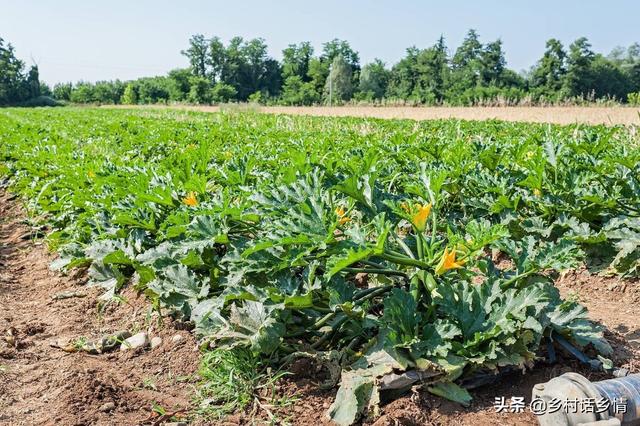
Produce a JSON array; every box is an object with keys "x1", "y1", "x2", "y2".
[
  {"x1": 324, "y1": 55, "x2": 353, "y2": 103},
  {"x1": 531, "y1": 39, "x2": 567, "y2": 97},
  {"x1": 387, "y1": 47, "x2": 420, "y2": 100},
  {"x1": 207, "y1": 36, "x2": 226, "y2": 83},
  {"x1": 26, "y1": 65, "x2": 41, "y2": 98},
  {"x1": 413, "y1": 36, "x2": 449, "y2": 103},
  {"x1": 358, "y1": 59, "x2": 390, "y2": 100},
  {"x1": 0, "y1": 36, "x2": 28, "y2": 104},
  {"x1": 321, "y1": 39, "x2": 360, "y2": 88},
  {"x1": 479, "y1": 39, "x2": 506, "y2": 86},
  {"x1": 181, "y1": 34, "x2": 209, "y2": 77},
  {"x1": 562, "y1": 37, "x2": 595, "y2": 98},
  {"x1": 282, "y1": 42, "x2": 314, "y2": 81},
  {"x1": 449, "y1": 29, "x2": 483, "y2": 94}
]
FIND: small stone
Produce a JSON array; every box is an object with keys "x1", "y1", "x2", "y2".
[
  {"x1": 98, "y1": 402, "x2": 115, "y2": 412},
  {"x1": 100, "y1": 330, "x2": 132, "y2": 352},
  {"x1": 120, "y1": 332, "x2": 149, "y2": 351},
  {"x1": 171, "y1": 334, "x2": 184, "y2": 345},
  {"x1": 150, "y1": 336, "x2": 162, "y2": 349}
]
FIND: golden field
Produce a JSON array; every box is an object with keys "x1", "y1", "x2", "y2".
[{"x1": 110, "y1": 105, "x2": 640, "y2": 126}]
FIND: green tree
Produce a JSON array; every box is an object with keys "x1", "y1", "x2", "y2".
[
  {"x1": 358, "y1": 59, "x2": 390, "y2": 100},
  {"x1": 449, "y1": 29, "x2": 484, "y2": 97},
  {"x1": 307, "y1": 57, "x2": 329, "y2": 96},
  {"x1": 69, "y1": 82, "x2": 96, "y2": 103},
  {"x1": 479, "y1": 39, "x2": 506, "y2": 86},
  {"x1": 588, "y1": 55, "x2": 631, "y2": 100},
  {"x1": 324, "y1": 55, "x2": 353, "y2": 104},
  {"x1": 182, "y1": 34, "x2": 209, "y2": 77},
  {"x1": 188, "y1": 76, "x2": 212, "y2": 104},
  {"x1": 121, "y1": 83, "x2": 138, "y2": 104},
  {"x1": 0, "y1": 36, "x2": 29, "y2": 104},
  {"x1": 168, "y1": 68, "x2": 192, "y2": 101},
  {"x1": 562, "y1": 37, "x2": 595, "y2": 98},
  {"x1": 207, "y1": 36, "x2": 226, "y2": 83},
  {"x1": 387, "y1": 47, "x2": 420, "y2": 100},
  {"x1": 52, "y1": 82, "x2": 73, "y2": 101},
  {"x1": 531, "y1": 39, "x2": 567, "y2": 99},
  {"x1": 211, "y1": 82, "x2": 237, "y2": 103},
  {"x1": 413, "y1": 36, "x2": 449, "y2": 103},
  {"x1": 282, "y1": 42, "x2": 314, "y2": 80},
  {"x1": 26, "y1": 65, "x2": 41, "y2": 98},
  {"x1": 321, "y1": 39, "x2": 360, "y2": 89},
  {"x1": 280, "y1": 75, "x2": 319, "y2": 105}
]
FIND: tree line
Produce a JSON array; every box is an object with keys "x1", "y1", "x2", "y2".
[
  {"x1": 0, "y1": 37, "x2": 52, "y2": 106},
  {"x1": 3, "y1": 31, "x2": 640, "y2": 107}
]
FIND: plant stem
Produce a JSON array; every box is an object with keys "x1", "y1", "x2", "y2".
[
  {"x1": 500, "y1": 269, "x2": 537, "y2": 289},
  {"x1": 380, "y1": 252, "x2": 431, "y2": 269},
  {"x1": 343, "y1": 267, "x2": 408, "y2": 278}
]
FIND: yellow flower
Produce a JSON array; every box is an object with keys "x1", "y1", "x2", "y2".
[
  {"x1": 335, "y1": 206, "x2": 351, "y2": 225},
  {"x1": 87, "y1": 170, "x2": 96, "y2": 179},
  {"x1": 533, "y1": 188, "x2": 542, "y2": 197},
  {"x1": 435, "y1": 247, "x2": 465, "y2": 275},
  {"x1": 410, "y1": 203, "x2": 432, "y2": 232},
  {"x1": 183, "y1": 191, "x2": 198, "y2": 207}
]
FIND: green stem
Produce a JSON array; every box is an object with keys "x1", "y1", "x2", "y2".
[
  {"x1": 343, "y1": 267, "x2": 408, "y2": 278},
  {"x1": 430, "y1": 206, "x2": 438, "y2": 247},
  {"x1": 312, "y1": 285, "x2": 393, "y2": 330},
  {"x1": 394, "y1": 236, "x2": 416, "y2": 259},
  {"x1": 500, "y1": 269, "x2": 537, "y2": 289},
  {"x1": 311, "y1": 314, "x2": 349, "y2": 349},
  {"x1": 380, "y1": 252, "x2": 431, "y2": 269}
]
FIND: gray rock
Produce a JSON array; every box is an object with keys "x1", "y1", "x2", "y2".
[
  {"x1": 98, "y1": 402, "x2": 115, "y2": 412},
  {"x1": 120, "y1": 332, "x2": 149, "y2": 351},
  {"x1": 171, "y1": 334, "x2": 184, "y2": 345},
  {"x1": 100, "y1": 330, "x2": 132, "y2": 352},
  {"x1": 150, "y1": 336, "x2": 162, "y2": 349}
]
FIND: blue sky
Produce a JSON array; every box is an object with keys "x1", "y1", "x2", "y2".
[{"x1": 1, "y1": 0, "x2": 639, "y2": 85}]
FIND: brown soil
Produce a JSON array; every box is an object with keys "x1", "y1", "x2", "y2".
[
  {"x1": 0, "y1": 192, "x2": 200, "y2": 426},
  {"x1": 108, "y1": 105, "x2": 640, "y2": 126},
  {"x1": 2, "y1": 188, "x2": 640, "y2": 426}
]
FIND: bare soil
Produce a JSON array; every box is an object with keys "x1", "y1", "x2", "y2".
[
  {"x1": 110, "y1": 105, "x2": 640, "y2": 126},
  {"x1": 0, "y1": 192, "x2": 200, "y2": 426},
  {"x1": 1, "y1": 189, "x2": 639, "y2": 426}
]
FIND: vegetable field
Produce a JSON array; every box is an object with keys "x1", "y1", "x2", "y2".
[{"x1": 1, "y1": 108, "x2": 639, "y2": 424}]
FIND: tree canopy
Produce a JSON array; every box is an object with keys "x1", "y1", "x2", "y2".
[{"x1": 4, "y1": 30, "x2": 637, "y2": 107}]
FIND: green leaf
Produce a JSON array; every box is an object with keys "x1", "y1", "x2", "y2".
[{"x1": 427, "y1": 381, "x2": 472, "y2": 406}]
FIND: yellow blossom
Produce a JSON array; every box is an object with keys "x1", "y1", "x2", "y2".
[
  {"x1": 87, "y1": 170, "x2": 96, "y2": 179},
  {"x1": 410, "y1": 203, "x2": 432, "y2": 232},
  {"x1": 533, "y1": 188, "x2": 542, "y2": 197},
  {"x1": 435, "y1": 247, "x2": 465, "y2": 275},
  {"x1": 183, "y1": 191, "x2": 198, "y2": 207},
  {"x1": 335, "y1": 206, "x2": 351, "y2": 225}
]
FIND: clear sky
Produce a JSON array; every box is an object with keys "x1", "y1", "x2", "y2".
[{"x1": 1, "y1": 0, "x2": 639, "y2": 85}]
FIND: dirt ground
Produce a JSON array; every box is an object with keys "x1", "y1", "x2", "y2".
[
  {"x1": 109, "y1": 105, "x2": 640, "y2": 126},
  {"x1": 1, "y1": 189, "x2": 640, "y2": 426},
  {"x1": 0, "y1": 192, "x2": 200, "y2": 426}
]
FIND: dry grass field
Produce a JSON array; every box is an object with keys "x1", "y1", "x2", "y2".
[{"x1": 112, "y1": 104, "x2": 640, "y2": 126}]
